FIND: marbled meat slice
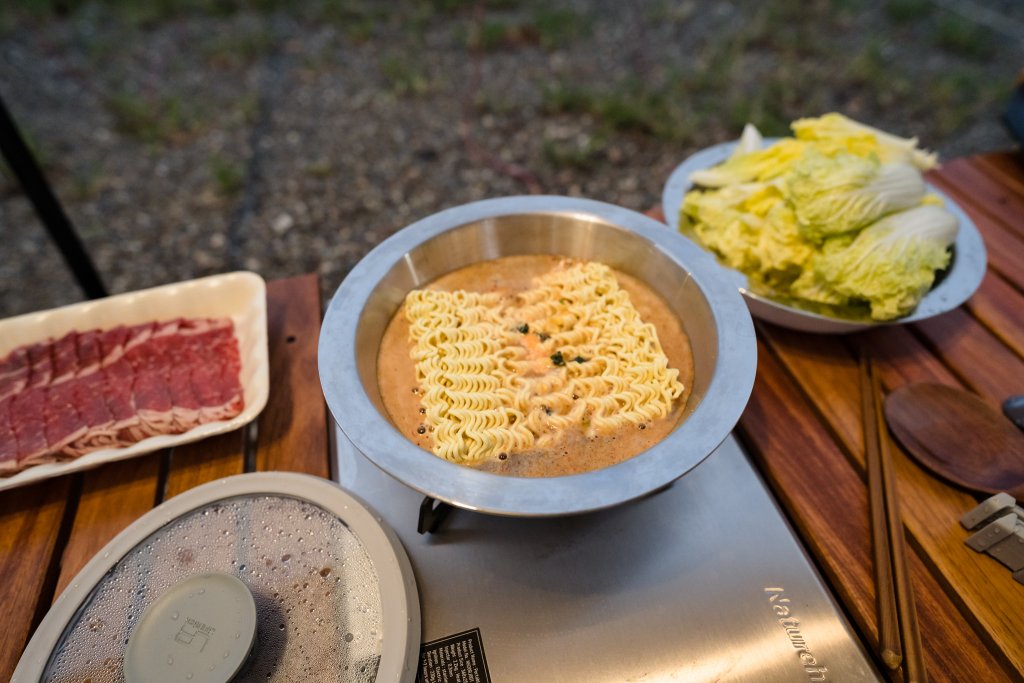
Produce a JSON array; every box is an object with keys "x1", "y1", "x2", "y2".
[
  {"x1": 63, "y1": 369, "x2": 117, "y2": 457},
  {"x1": 50, "y1": 331, "x2": 79, "y2": 385},
  {"x1": 41, "y1": 379, "x2": 88, "y2": 460},
  {"x1": 0, "y1": 347, "x2": 30, "y2": 401},
  {"x1": 181, "y1": 319, "x2": 244, "y2": 421},
  {"x1": 10, "y1": 387, "x2": 47, "y2": 467},
  {"x1": 60, "y1": 330, "x2": 116, "y2": 457},
  {"x1": 98, "y1": 325, "x2": 130, "y2": 367},
  {"x1": 26, "y1": 342, "x2": 52, "y2": 388},
  {"x1": 147, "y1": 320, "x2": 204, "y2": 431},
  {"x1": 123, "y1": 320, "x2": 183, "y2": 438},
  {"x1": 74, "y1": 329, "x2": 103, "y2": 378},
  {"x1": 96, "y1": 325, "x2": 143, "y2": 442}
]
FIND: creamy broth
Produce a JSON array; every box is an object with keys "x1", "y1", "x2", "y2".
[{"x1": 376, "y1": 255, "x2": 694, "y2": 477}]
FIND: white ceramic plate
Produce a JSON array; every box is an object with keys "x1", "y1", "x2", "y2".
[
  {"x1": 661, "y1": 140, "x2": 988, "y2": 333},
  {"x1": 0, "y1": 272, "x2": 269, "y2": 491}
]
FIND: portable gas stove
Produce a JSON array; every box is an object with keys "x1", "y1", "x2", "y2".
[{"x1": 334, "y1": 425, "x2": 880, "y2": 682}]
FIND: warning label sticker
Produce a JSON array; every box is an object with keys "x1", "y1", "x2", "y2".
[{"x1": 417, "y1": 628, "x2": 492, "y2": 683}]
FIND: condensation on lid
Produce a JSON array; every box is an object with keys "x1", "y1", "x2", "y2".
[{"x1": 42, "y1": 493, "x2": 385, "y2": 683}]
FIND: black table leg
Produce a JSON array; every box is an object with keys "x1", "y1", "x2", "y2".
[{"x1": 0, "y1": 94, "x2": 108, "y2": 300}]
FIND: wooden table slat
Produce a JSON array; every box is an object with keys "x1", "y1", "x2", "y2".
[
  {"x1": 926, "y1": 172, "x2": 1024, "y2": 292},
  {"x1": 932, "y1": 157, "x2": 1024, "y2": 243},
  {"x1": 966, "y1": 271, "x2": 1024, "y2": 361},
  {"x1": 163, "y1": 430, "x2": 246, "y2": 500},
  {"x1": 52, "y1": 453, "x2": 162, "y2": 599},
  {"x1": 0, "y1": 479, "x2": 72, "y2": 675},
  {"x1": 971, "y1": 153, "x2": 1024, "y2": 216},
  {"x1": 912, "y1": 307, "x2": 1024, "y2": 405},
  {"x1": 256, "y1": 273, "x2": 329, "y2": 478}
]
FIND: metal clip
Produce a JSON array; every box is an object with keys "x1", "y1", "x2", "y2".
[
  {"x1": 963, "y1": 493, "x2": 1024, "y2": 581},
  {"x1": 961, "y1": 492, "x2": 1018, "y2": 530},
  {"x1": 966, "y1": 513, "x2": 1018, "y2": 552}
]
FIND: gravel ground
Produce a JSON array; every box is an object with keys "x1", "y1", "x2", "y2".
[{"x1": 1, "y1": 0, "x2": 1022, "y2": 319}]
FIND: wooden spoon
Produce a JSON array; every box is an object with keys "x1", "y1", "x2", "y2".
[{"x1": 885, "y1": 383, "x2": 1024, "y2": 499}]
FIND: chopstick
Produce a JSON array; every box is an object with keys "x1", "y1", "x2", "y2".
[{"x1": 859, "y1": 348, "x2": 927, "y2": 682}]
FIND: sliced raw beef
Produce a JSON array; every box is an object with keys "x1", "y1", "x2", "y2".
[
  {"x1": 9, "y1": 387, "x2": 47, "y2": 466},
  {"x1": 98, "y1": 325, "x2": 131, "y2": 364},
  {"x1": 96, "y1": 324, "x2": 143, "y2": 442},
  {"x1": 63, "y1": 369, "x2": 117, "y2": 457},
  {"x1": 0, "y1": 316, "x2": 245, "y2": 476},
  {"x1": 26, "y1": 342, "x2": 52, "y2": 388},
  {"x1": 180, "y1": 319, "x2": 244, "y2": 422},
  {"x1": 74, "y1": 329, "x2": 103, "y2": 378},
  {"x1": 123, "y1": 320, "x2": 178, "y2": 438},
  {"x1": 51, "y1": 331, "x2": 79, "y2": 385},
  {"x1": 42, "y1": 380, "x2": 88, "y2": 461},
  {"x1": 0, "y1": 347, "x2": 29, "y2": 401},
  {"x1": 147, "y1": 320, "x2": 205, "y2": 431}
]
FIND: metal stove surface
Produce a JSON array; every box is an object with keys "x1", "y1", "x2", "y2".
[{"x1": 334, "y1": 427, "x2": 880, "y2": 682}]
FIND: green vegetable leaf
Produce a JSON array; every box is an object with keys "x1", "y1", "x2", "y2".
[
  {"x1": 786, "y1": 150, "x2": 926, "y2": 242},
  {"x1": 813, "y1": 205, "x2": 957, "y2": 320}
]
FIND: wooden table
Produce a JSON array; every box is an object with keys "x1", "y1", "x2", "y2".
[
  {"x1": 0, "y1": 274, "x2": 328, "y2": 678},
  {"x1": 2, "y1": 152, "x2": 1023, "y2": 681},
  {"x1": 734, "y1": 151, "x2": 1024, "y2": 682}
]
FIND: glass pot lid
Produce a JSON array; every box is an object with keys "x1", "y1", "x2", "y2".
[{"x1": 13, "y1": 472, "x2": 420, "y2": 683}]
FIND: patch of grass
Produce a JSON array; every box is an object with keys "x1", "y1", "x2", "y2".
[
  {"x1": 935, "y1": 13, "x2": 994, "y2": 59},
  {"x1": 209, "y1": 154, "x2": 245, "y2": 196},
  {"x1": 542, "y1": 132, "x2": 607, "y2": 170},
  {"x1": 741, "y1": 0, "x2": 838, "y2": 58},
  {"x1": 885, "y1": 0, "x2": 930, "y2": 24},
  {"x1": 463, "y1": 19, "x2": 536, "y2": 52},
  {"x1": 202, "y1": 26, "x2": 276, "y2": 68},
  {"x1": 542, "y1": 81, "x2": 594, "y2": 115},
  {"x1": 436, "y1": 0, "x2": 475, "y2": 11},
  {"x1": 485, "y1": 0, "x2": 524, "y2": 9},
  {"x1": 70, "y1": 161, "x2": 106, "y2": 201},
  {"x1": 463, "y1": 6, "x2": 588, "y2": 52},
  {"x1": 381, "y1": 55, "x2": 429, "y2": 96},
  {"x1": 646, "y1": 0, "x2": 697, "y2": 25},
  {"x1": 920, "y1": 67, "x2": 1009, "y2": 135},
  {"x1": 829, "y1": 0, "x2": 864, "y2": 16},
  {"x1": 474, "y1": 89, "x2": 518, "y2": 116},
  {"x1": 84, "y1": 0, "x2": 206, "y2": 28},
  {"x1": 467, "y1": 19, "x2": 514, "y2": 51},
  {"x1": 724, "y1": 95, "x2": 789, "y2": 138},
  {"x1": 543, "y1": 79, "x2": 694, "y2": 142},
  {"x1": 234, "y1": 93, "x2": 261, "y2": 126},
  {"x1": 850, "y1": 37, "x2": 887, "y2": 86},
  {"x1": 104, "y1": 90, "x2": 199, "y2": 145},
  {"x1": 686, "y1": 33, "x2": 745, "y2": 93},
  {"x1": 531, "y1": 7, "x2": 587, "y2": 50},
  {"x1": 315, "y1": 0, "x2": 388, "y2": 42},
  {"x1": 0, "y1": 0, "x2": 296, "y2": 27}
]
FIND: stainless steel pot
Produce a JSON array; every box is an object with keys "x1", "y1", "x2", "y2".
[{"x1": 318, "y1": 196, "x2": 757, "y2": 516}]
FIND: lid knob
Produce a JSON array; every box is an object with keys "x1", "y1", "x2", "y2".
[{"x1": 124, "y1": 572, "x2": 257, "y2": 683}]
